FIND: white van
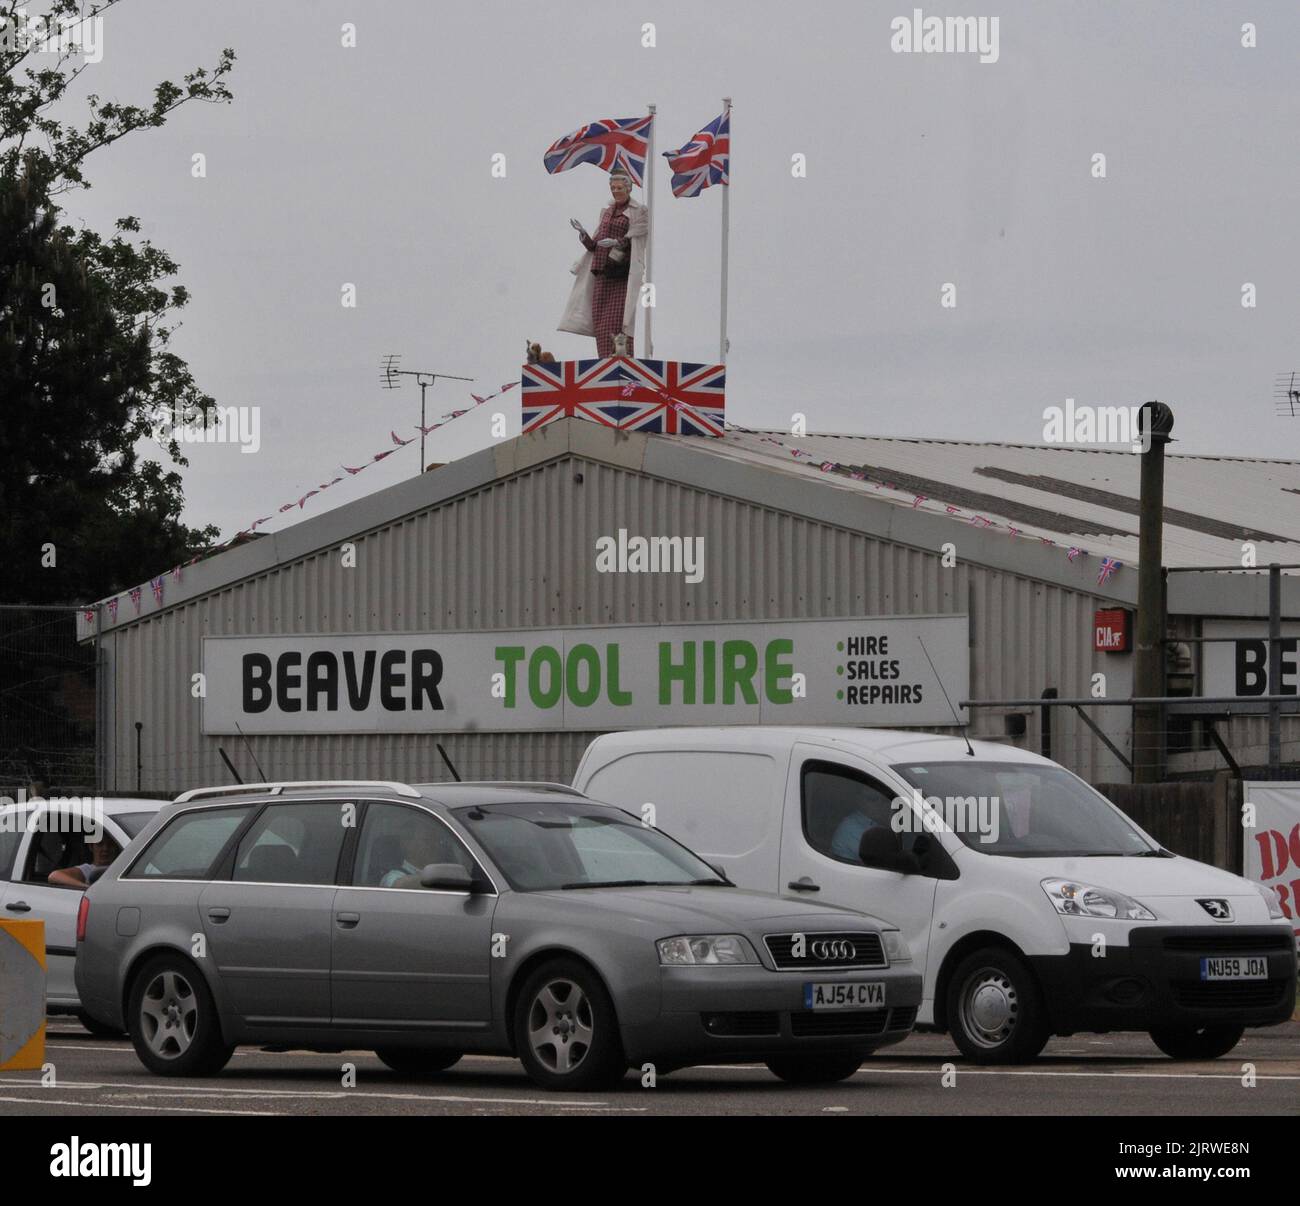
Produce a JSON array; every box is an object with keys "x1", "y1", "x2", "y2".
[{"x1": 574, "y1": 727, "x2": 1297, "y2": 1063}]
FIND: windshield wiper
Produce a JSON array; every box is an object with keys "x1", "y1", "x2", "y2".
[
  {"x1": 1128, "y1": 848, "x2": 1174, "y2": 857},
  {"x1": 559, "y1": 879, "x2": 653, "y2": 890},
  {"x1": 688, "y1": 876, "x2": 734, "y2": 886},
  {"x1": 559, "y1": 878, "x2": 724, "y2": 890}
]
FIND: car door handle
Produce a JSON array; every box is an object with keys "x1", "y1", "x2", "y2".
[
  {"x1": 335, "y1": 912, "x2": 360, "y2": 928},
  {"x1": 206, "y1": 907, "x2": 231, "y2": 923},
  {"x1": 787, "y1": 877, "x2": 820, "y2": 892},
  {"x1": 5, "y1": 900, "x2": 31, "y2": 912}
]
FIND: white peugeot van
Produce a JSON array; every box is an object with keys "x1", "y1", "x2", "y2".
[{"x1": 574, "y1": 727, "x2": 1297, "y2": 1063}]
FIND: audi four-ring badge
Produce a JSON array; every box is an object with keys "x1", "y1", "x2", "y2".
[
  {"x1": 75, "y1": 781, "x2": 923, "y2": 1092},
  {"x1": 811, "y1": 940, "x2": 856, "y2": 961}
]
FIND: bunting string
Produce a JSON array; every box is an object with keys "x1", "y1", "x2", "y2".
[{"x1": 84, "y1": 381, "x2": 516, "y2": 626}]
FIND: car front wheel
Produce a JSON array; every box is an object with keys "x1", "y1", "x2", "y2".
[
  {"x1": 946, "y1": 947, "x2": 1049, "y2": 1064},
  {"x1": 127, "y1": 955, "x2": 233, "y2": 1077},
  {"x1": 1149, "y1": 1025, "x2": 1244, "y2": 1060},
  {"x1": 513, "y1": 959, "x2": 626, "y2": 1092}
]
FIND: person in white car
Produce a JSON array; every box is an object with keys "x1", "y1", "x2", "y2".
[{"x1": 48, "y1": 834, "x2": 121, "y2": 889}]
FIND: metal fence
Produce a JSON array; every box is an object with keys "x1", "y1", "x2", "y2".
[
  {"x1": 962, "y1": 692, "x2": 1300, "y2": 786},
  {"x1": 0, "y1": 604, "x2": 98, "y2": 795}
]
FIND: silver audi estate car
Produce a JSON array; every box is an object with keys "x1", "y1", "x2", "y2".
[{"x1": 76, "y1": 780, "x2": 922, "y2": 1091}]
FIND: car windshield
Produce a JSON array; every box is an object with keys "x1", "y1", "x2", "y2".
[
  {"x1": 114, "y1": 812, "x2": 156, "y2": 839},
  {"x1": 452, "y1": 800, "x2": 726, "y2": 891},
  {"x1": 889, "y1": 761, "x2": 1157, "y2": 857}
]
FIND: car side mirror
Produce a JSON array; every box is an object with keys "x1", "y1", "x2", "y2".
[
  {"x1": 419, "y1": 863, "x2": 474, "y2": 892},
  {"x1": 858, "y1": 826, "x2": 920, "y2": 875}
]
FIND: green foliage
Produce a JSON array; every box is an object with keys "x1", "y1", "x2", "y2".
[{"x1": 0, "y1": 0, "x2": 235, "y2": 603}]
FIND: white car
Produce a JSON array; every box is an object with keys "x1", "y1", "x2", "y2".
[
  {"x1": 574, "y1": 727, "x2": 1298, "y2": 1063},
  {"x1": 0, "y1": 795, "x2": 165, "y2": 1033}
]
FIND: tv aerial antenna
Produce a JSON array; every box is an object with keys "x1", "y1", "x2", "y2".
[
  {"x1": 381, "y1": 354, "x2": 475, "y2": 474},
  {"x1": 1273, "y1": 371, "x2": 1300, "y2": 418}
]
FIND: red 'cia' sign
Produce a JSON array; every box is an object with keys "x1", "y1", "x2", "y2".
[{"x1": 1095, "y1": 608, "x2": 1132, "y2": 652}]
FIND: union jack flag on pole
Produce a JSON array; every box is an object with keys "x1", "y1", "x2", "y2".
[
  {"x1": 543, "y1": 115, "x2": 654, "y2": 187},
  {"x1": 662, "y1": 109, "x2": 730, "y2": 197},
  {"x1": 663, "y1": 100, "x2": 734, "y2": 362}
]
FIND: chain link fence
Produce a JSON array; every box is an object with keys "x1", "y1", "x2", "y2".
[{"x1": 0, "y1": 605, "x2": 98, "y2": 796}]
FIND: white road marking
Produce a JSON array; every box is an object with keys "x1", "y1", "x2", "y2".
[
  {"x1": 0, "y1": 1077, "x2": 645, "y2": 1109},
  {"x1": 858, "y1": 1066, "x2": 1300, "y2": 1081},
  {"x1": 0, "y1": 1094, "x2": 280, "y2": 1116}
]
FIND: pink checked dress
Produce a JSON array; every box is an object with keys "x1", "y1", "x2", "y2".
[{"x1": 581, "y1": 201, "x2": 634, "y2": 357}]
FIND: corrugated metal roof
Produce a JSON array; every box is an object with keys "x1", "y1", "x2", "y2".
[
  {"x1": 697, "y1": 429, "x2": 1300, "y2": 570},
  {"x1": 79, "y1": 419, "x2": 1300, "y2": 640}
]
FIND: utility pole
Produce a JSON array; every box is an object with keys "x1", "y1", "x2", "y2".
[{"x1": 1133, "y1": 401, "x2": 1174, "y2": 783}]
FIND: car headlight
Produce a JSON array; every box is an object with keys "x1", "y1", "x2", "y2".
[
  {"x1": 882, "y1": 930, "x2": 911, "y2": 962},
  {"x1": 657, "y1": 935, "x2": 758, "y2": 965},
  {"x1": 1254, "y1": 881, "x2": 1287, "y2": 920},
  {"x1": 1041, "y1": 878, "x2": 1156, "y2": 921}
]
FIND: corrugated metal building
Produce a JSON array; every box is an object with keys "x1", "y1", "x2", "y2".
[{"x1": 77, "y1": 419, "x2": 1300, "y2": 794}]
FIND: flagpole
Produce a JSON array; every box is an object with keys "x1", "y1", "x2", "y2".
[
  {"x1": 643, "y1": 102, "x2": 656, "y2": 358},
  {"x1": 719, "y1": 97, "x2": 732, "y2": 365}
]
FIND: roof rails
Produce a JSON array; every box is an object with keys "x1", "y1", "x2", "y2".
[
  {"x1": 436, "y1": 781, "x2": 588, "y2": 796},
  {"x1": 174, "y1": 780, "x2": 422, "y2": 804}
]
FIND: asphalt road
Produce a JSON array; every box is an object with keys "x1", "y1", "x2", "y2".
[{"x1": 2, "y1": 1018, "x2": 1297, "y2": 1116}]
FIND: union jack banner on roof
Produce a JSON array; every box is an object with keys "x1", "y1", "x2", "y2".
[
  {"x1": 612, "y1": 359, "x2": 727, "y2": 435},
  {"x1": 543, "y1": 115, "x2": 653, "y2": 187},
  {"x1": 663, "y1": 109, "x2": 730, "y2": 198},
  {"x1": 520, "y1": 357, "x2": 725, "y2": 437}
]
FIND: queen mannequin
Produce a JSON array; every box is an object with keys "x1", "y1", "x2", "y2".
[{"x1": 558, "y1": 168, "x2": 649, "y2": 357}]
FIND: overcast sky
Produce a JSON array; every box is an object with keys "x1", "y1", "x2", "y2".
[{"x1": 54, "y1": 0, "x2": 1300, "y2": 539}]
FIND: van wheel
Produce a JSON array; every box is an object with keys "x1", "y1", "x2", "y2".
[
  {"x1": 513, "y1": 959, "x2": 626, "y2": 1092},
  {"x1": 1149, "y1": 1025, "x2": 1244, "y2": 1061},
  {"x1": 765, "y1": 1053, "x2": 863, "y2": 1084},
  {"x1": 127, "y1": 955, "x2": 233, "y2": 1077},
  {"x1": 77, "y1": 1011, "x2": 125, "y2": 1039},
  {"x1": 947, "y1": 947, "x2": 1049, "y2": 1064},
  {"x1": 374, "y1": 1048, "x2": 462, "y2": 1076}
]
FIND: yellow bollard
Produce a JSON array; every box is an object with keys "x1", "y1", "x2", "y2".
[{"x1": 0, "y1": 919, "x2": 46, "y2": 1070}]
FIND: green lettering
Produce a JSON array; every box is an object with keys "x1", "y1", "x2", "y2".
[
  {"x1": 606, "y1": 644, "x2": 633, "y2": 706},
  {"x1": 702, "y1": 639, "x2": 716, "y2": 705},
  {"x1": 495, "y1": 646, "x2": 525, "y2": 707},
  {"x1": 764, "y1": 638, "x2": 795, "y2": 704},
  {"x1": 659, "y1": 641, "x2": 696, "y2": 705},
  {"x1": 528, "y1": 646, "x2": 563, "y2": 709},
  {"x1": 721, "y1": 640, "x2": 759, "y2": 705},
  {"x1": 566, "y1": 643, "x2": 601, "y2": 708}
]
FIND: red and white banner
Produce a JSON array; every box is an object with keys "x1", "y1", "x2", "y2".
[{"x1": 1244, "y1": 782, "x2": 1300, "y2": 943}]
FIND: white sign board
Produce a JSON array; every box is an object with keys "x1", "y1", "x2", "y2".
[
  {"x1": 1243, "y1": 782, "x2": 1300, "y2": 943},
  {"x1": 1202, "y1": 621, "x2": 1300, "y2": 698},
  {"x1": 202, "y1": 615, "x2": 969, "y2": 735}
]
